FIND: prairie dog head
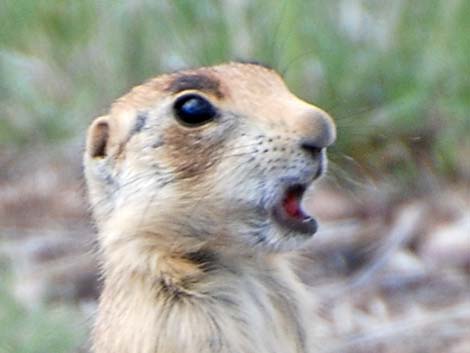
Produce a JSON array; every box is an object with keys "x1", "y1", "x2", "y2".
[{"x1": 84, "y1": 62, "x2": 335, "y2": 254}]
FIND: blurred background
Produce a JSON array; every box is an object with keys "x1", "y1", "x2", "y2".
[{"x1": 0, "y1": 0, "x2": 469, "y2": 352}]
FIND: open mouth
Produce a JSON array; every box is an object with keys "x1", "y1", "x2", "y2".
[{"x1": 271, "y1": 184, "x2": 318, "y2": 235}]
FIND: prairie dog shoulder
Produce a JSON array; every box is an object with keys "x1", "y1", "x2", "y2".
[{"x1": 84, "y1": 62, "x2": 336, "y2": 353}]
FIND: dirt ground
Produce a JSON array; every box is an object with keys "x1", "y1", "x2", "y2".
[{"x1": 1, "y1": 147, "x2": 469, "y2": 353}]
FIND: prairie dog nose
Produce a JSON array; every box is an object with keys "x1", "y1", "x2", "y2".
[{"x1": 297, "y1": 108, "x2": 336, "y2": 151}]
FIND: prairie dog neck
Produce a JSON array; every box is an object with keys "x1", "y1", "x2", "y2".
[
  {"x1": 95, "y1": 245, "x2": 311, "y2": 353},
  {"x1": 85, "y1": 62, "x2": 336, "y2": 353}
]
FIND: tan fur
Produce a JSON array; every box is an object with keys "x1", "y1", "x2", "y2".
[{"x1": 84, "y1": 62, "x2": 336, "y2": 353}]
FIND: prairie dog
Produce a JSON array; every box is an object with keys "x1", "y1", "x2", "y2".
[{"x1": 84, "y1": 62, "x2": 336, "y2": 353}]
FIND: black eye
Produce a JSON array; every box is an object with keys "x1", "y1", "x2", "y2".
[{"x1": 173, "y1": 94, "x2": 217, "y2": 126}]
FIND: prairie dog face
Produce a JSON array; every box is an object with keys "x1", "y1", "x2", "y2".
[{"x1": 84, "y1": 62, "x2": 336, "y2": 253}]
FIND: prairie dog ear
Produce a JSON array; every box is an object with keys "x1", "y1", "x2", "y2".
[{"x1": 86, "y1": 115, "x2": 111, "y2": 159}]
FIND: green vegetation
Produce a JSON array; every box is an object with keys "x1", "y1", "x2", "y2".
[
  {"x1": 0, "y1": 271, "x2": 86, "y2": 353},
  {"x1": 0, "y1": 0, "x2": 468, "y2": 180}
]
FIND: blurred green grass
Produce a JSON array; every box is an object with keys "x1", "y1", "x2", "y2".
[
  {"x1": 0, "y1": 268, "x2": 86, "y2": 353},
  {"x1": 1, "y1": 0, "x2": 469, "y2": 185}
]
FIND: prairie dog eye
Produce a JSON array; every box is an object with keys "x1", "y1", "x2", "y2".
[{"x1": 173, "y1": 94, "x2": 217, "y2": 127}]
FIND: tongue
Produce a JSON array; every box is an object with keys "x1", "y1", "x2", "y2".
[{"x1": 283, "y1": 193, "x2": 304, "y2": 219}]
